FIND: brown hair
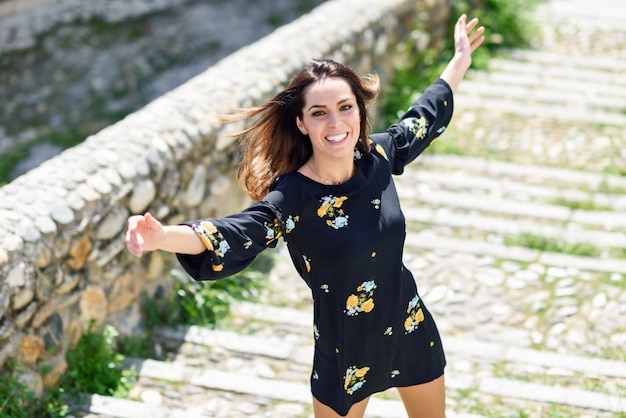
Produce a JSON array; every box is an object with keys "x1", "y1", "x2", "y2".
[{"x1": 228, "y1": 59, "x2": 380, "y2": 201}]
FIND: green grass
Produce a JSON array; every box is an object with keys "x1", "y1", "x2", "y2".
[
  {"x1": 505, "y1": 232, "x2": 602, "y2": 257},
  {"x1": 551, "y1": 197, "x2": 611, "y2": 211}
]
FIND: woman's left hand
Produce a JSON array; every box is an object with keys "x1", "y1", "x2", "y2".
[
  {"x1": 454, "y1": 14, "x2": 485, "y2": 67},
  {"x1": 440, "y1": 14, "x2": 486, "y2": 92}
]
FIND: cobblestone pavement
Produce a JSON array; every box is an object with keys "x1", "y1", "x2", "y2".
[{"x1": 80, "y1": 0, "x2": 626, "y2": 417}]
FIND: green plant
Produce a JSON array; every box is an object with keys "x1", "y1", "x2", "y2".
[
  {"x1": 59, "y1": 321, "x2": 136, "y2": 398},
  {"x1": 117, "y1": 333, "x2": 157, "y2": 359},
  {"x1": 142, "y1": 251, "x2": 274, "y2": 330},
  {"x1": 0, "y1": 361, "x2": 38, "y2": 418},
  {"x1": 381, "y1": 0, "x2": 540, "y2": 128},
  {"x1": 0, "y1": 363, "x2": 69, "y2": 418}
]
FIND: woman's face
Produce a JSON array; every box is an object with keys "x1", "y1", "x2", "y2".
[{"x1": 296, "y1": 77, "x2": 361, "y2": 163}]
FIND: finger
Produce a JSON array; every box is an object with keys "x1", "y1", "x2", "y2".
[
  {"x1": 468, "y1": 26, "x2": 485, "y2": 44},
  {"x1": 470, "y1": 35, "x2": 486, "y2": 53},
  {"x1": 465, "y1": 17, "x2": 480, "y2": 33},
  {"x1": 454, "y1": 16, "x2": 466, "y2": 41},
  {"x1": 125, "y1": 215, "x2": 146, "y2": 256}
]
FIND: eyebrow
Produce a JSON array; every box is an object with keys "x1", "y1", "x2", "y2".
[{"x1": 307, "y1": 97, "x2": 352, "y2": 112}]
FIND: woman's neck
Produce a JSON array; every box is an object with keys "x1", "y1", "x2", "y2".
[{"x1": 302, "y1": 157, "x2": 355, "y2": 185}]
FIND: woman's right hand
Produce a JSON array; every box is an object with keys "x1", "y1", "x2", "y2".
[{"x1": 125, "y1": 212, "x2": 165, "y2": 257}]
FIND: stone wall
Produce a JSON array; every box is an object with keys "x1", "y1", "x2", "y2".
[
  {"x1": 0, "y1": 0, "x2": 194, "y2": 47},
  {"x1": 0, "y1": 0, "x2": 453, "y2": 395}
]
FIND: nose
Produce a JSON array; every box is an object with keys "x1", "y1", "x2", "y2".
[{"x1": 327, "y1": 111, "x2": 341, "y2": 127}]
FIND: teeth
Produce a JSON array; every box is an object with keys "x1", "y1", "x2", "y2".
[{"x1": 326, "y1": 133, "x2": 346, "y2": 142}]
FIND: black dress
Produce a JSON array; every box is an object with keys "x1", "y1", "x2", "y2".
[{"x1": 177, "y1": 78, "x2": 453, "y2": 416}]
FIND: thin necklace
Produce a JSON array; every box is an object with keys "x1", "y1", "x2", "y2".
[{"x1": 306, "y1": 161, "x2": 356, "y2": 185}]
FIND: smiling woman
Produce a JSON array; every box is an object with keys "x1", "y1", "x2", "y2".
[{"x1": 126, "y1": 14, "x2": 485, "y2": 418}]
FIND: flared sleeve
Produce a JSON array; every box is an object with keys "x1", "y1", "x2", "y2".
[
  {"x1": 370, "y1": 78, "x2": 453, "y2": 174},
  {"x1": 176, "y1": 201, "x2": 283, "y2": 281}
]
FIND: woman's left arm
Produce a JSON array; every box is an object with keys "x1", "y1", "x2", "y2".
[{"x1": 440, "y1": 14, "x2": 485, "y2": 93}]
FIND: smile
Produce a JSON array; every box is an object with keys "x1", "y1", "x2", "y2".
[{"x1": 325, "y1": 133, "x2": 348, "y2": 143}]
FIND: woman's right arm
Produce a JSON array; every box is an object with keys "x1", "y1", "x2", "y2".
[{"x1": 126, "y1": 212, "x2": 205, "y2": 257}]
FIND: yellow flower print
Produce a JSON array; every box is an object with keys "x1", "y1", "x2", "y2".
[
  {"x1": 401, "y1": 116, "x2": 428, "y2": 140},
  {"x1": 355, "y1": 367, "x2": 369, "y2": 378},
  {"x1": 415, "y1": 308, "x2": 424, "y2": 322},
  {"x1": 404, "y1": 294, "x2": 425, "y2": 334},
  {"x1": 345, "y1": 280, "x2": 377, "y2": 316},
  {"x1": 200, "y1": 221, "x2": 218, "y2": 234},
  {"x1": 374, "y1": 143, "x2": 388, "y2": 160},
  {"x1": 303, "y1": 255, "x2": 311, "y2": 272},
  {"x1": 317, "y1": 195, "x2": 349, "y2": 229},
  {"x1": 317, "y1": 196, "x2": 348, "y2": 217},
  {"x1": 346, "y1": 294, "x2": 359, "y2": 309},
  {"x1": 360, "y1": 298, "x2": 374, "y2": 313},
  {"x1": 193, "y1": 221, "x2": 230, "y2": 272},
  {"x1": 344, "y1": 366, "x2": 370, "y2": 395},
  {"x1": 404, "y1": 316, "x2": 412, "y2": 330}
]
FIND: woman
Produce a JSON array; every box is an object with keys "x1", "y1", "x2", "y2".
[{"x1": 126, "y1": 14, "x2": 484, "y2": 418}]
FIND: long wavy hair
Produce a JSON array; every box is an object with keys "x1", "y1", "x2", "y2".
[{"x1": 227, "y1": 59, "x2": 380, "y2": 201}]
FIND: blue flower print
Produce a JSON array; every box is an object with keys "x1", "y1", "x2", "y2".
[
  {"x1": 317, "y1": 195, "x2": 350, "y2": 229},
  {"x1": 401, "y1": 116, "x2": 428, "y2": 140},
  {"x1": 285, "y1": 215, "x2": 299, "y2": 233}
]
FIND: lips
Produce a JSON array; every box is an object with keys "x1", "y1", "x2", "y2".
[{"x1": 325, "y1": 133, "x2": 348, "y2": 143}]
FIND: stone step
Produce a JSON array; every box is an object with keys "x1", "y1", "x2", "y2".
[
  {"x1": 413, "y1": 154, "x2": 626, "y2": 191},
  {"x1": 500, "y1": 49, "x2": 626, "y2": 74},
  {"x1": 156, "y1": 326, "x2": 296, "y2": 360},
  {"x1": 453, "y1": 94, "x2": 626, "y2": 126},
  {"x1": 476, "y1": 377, "x2": 626, "y2": 413},
  {"x1": 87, "y1": 394, "x2": 187, "y2": 418},
  {"x1": 443, "y1": 336, "x2": 626, "y2": 379},
  {"x1": 233, "y1": 303, "x2": 626, "y2": 379},
  {"x1": 399, "y1": 169, "x2": 626, "y2": 211},
  {"x1": 89, "y1": 364, "x2": 485, "y2": 418},
  {"x1": 403, "y1": 206, "x2": 626, "y2": 249},
  {"x1": 534, "y1": 0, "x2": 626, "y2": 29},
  {"x1": 404, "y1": 232, "x2": 626, "y2": 274},
  {"x1": 397, "y1": 186, "x2": 626, "y2": 230},
  {"x1": 86, "y1": 366, "x2": 626, "y2": 417},
  {"x1": 458, "y1": 79, "x2": 626, "y2": 113},
  {"x1": 485, "y1": 58, "x2": 626, "y2": 88}
]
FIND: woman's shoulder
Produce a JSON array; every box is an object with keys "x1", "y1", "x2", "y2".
[{"x1": 264, "y1": 172, "x2": 303, "y2": 204}]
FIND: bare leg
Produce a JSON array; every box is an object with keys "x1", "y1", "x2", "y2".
[
  {"x1": 396, "y1": 375, "x2": 446, "y2": 418},
  {"x1": 313, "y1": 396, "x2": 370, "y2": 418}
]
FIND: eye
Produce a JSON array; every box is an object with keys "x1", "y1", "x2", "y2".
[
  {"x1": 340, "y1": 104, "x2": 353, "y2": 111},
  {"x1": 312, "y1": 110, "x2": 326, "y2": 117}
]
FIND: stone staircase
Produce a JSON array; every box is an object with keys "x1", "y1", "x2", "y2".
[{"x1": 80, "y1": 0, "x2": 626, "y2": 416}]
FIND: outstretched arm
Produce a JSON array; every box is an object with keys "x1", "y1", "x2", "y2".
[
  {"x1": 125, "y1": 212, "x2": 205, "y2": 257},
  {"x1": 440, "y1": 14, "x2": 485, "y2": 93}
]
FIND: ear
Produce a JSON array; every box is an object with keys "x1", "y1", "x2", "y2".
[{"x1": 296, "y1": 116, "x2": 307, "y2": 135}]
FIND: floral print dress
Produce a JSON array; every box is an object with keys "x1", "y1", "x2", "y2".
[{"x1": 177, "y1": 79, "x2": 453, "y2": 416}]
